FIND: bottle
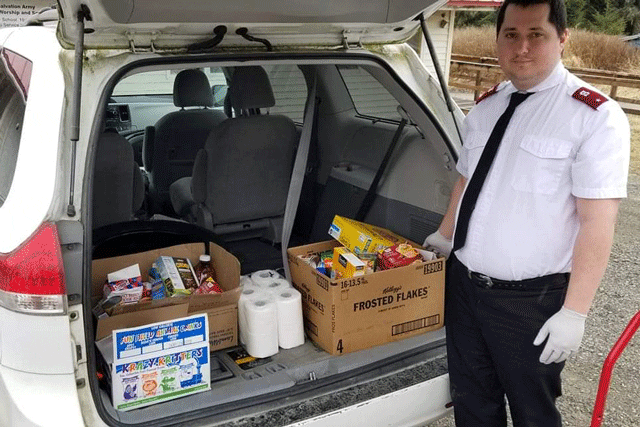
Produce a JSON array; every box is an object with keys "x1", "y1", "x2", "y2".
[{"x1": 194, "y1": 254, "x2": 215, "y2": 285}]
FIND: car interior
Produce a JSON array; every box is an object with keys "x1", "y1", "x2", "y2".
[{"x1": 90, "y1": 57, "x2": 454, "y2": 423}]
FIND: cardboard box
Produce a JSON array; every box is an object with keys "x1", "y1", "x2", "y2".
[
  {"x1": 287, "y1": 240, "x2": 445, "y2": 355},
  {"x1": 328, "y1": 215, "x2": 408, "y2": 257},
  {"x1": 92, "y1": 242, "x2": 241, "y2": 352},
  {"x1": 97, "y1": 313, "x2": 211, "y2": 411}
]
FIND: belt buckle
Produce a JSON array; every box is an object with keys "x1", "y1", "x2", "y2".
[{"x1": 469, "y1": 271, "x2": 493, "y2": 288}]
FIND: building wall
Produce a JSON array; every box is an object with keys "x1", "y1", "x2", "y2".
[{"x1": 418, "y1": 10, "x2": 455, "y2": 82}]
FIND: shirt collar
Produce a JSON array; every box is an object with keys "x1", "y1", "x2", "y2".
[{"x1": 503, "y1": 62, "x2": 566, "y2": 95}]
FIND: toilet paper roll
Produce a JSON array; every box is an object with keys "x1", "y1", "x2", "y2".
[
  {"x1": 240, "y1": 294, "x2": 279, "y2": 358},
  {"x1": 261, "y1": 278, "x2": 292, "y2": 294},
  {"x1": 275, "y1": 288, "x2": 305, "y2": 349},
  {"x1": 250, "y1": 269, "x2": 281, "y2": 287}
]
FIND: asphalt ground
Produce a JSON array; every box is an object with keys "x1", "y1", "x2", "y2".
[{"x1": 429, "y1": 172, "x2": 640, "y2": 427}]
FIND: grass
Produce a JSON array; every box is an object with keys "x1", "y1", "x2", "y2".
[
  {"x1": 451, "y1": 26, "x2": 640, "y2": 175},
  {"x1": 452, "y1": 27, "x2": 640, "y2": 73}
]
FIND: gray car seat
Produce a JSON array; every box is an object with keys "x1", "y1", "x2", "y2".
[
  {"x1": 93, "y1": 129, "x2": 144, "y2": 229},
  {"x1": 174, "y1": 66, "x2": 297, "y2": 241},
  {"x1": 143, "y1": 69, "x2": 227, "y2": 215}
]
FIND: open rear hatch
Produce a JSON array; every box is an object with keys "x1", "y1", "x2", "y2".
[
  {"x1": 72, "y1": 0, "x2": 456, "y2": 424},
  {"x1": 56, "y1": 0, "x2": 446, "y2": 49}
]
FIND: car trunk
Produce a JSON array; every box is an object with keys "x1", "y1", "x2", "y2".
[{"x1": 83, "y1": 34, "x2": 458, "y2": 426}]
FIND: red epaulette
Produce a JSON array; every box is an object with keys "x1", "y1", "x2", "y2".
[
  {"x1": 572, "y1": 87, "x2": 608, "y2": 110},
  {"x1": 475, "y1": 84, "x2": 499, "y2": 104}
]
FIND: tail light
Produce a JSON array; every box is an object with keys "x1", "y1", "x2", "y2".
[{"x1": 0, "y1": 222, "x2": 67, "y2": 314}]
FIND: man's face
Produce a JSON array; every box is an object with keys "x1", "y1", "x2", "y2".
[{"x1": 496, "y1": 3, "x2": 568, "y2": 91}]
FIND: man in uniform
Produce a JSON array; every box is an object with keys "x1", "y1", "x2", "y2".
[{"x1": 424, "y1": 0, "x2": 630, "y2": 425}]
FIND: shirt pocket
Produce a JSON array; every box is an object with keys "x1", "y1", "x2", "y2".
[
  {"x1": 511, "y1": 135, "x2": 573, "y2": 195},
  {"x1": 462, "y1": 131, "x2": 490, "y2": 176}
]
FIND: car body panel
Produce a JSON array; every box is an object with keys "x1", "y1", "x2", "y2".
[
  {"x1": 0, "y1": 27, "x2": 65, "y2": 253},
  {"x1": 0, "y1": 12, "x2": 459, "y2": 425},
  {"x1": 56, "y1": 0, "x2": 446, "y2": 49}
]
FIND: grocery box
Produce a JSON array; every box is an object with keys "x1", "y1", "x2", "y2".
[
  {"x1": 92, "y1": 242, "x2": 241, "y2": 352},
  {"x1": 287, "y1": 240, "x2": 445, "y2": 355},
  {"x1": 96, "y1": 313, "x2": 211, "y2": 411},
  {"x1": 328, "y1": 215, "x2": 408, "y2": 257}
]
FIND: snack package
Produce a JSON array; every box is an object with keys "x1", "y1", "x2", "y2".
[
  {"x1": 376, "y1": 243, "x2": 423, "y2": 270},
  {"x1": 151, "y1": 279, "x2": 166, "y2": 300},
  {"x1": 193, "y1": 277, "x2": 224, "y2": 294},
  {"x1": 316, "y1": 250, "x2": 333, "y2": 277},
  {"x1": 103, "y1": 264, "x2": 144, "y2": 304},
  {"x1": 154, "y1": 256, "x2": 198, "y2": 296},
  {"x1": 332, "y1": 247, "x2": 366, "y2": 279}
]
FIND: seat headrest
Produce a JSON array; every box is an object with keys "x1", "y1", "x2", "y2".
[
  {"x1": 173, "y1": 69, "x2": 214, "y2": 108},
  {"x1": 229, "y1": 66, "x2": 275, "y2": 112}
]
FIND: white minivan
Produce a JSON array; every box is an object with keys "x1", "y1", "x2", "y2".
[{"x1": 0, "y1": 1, "x2": 463, "y2": 425}]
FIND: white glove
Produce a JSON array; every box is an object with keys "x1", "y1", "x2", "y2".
[
  {"x1": 533, "y1": 306, "x2": 587, "y2": 364},
  {"x1": 423, "y1": 230, "x2": 452, "y2": 258}
]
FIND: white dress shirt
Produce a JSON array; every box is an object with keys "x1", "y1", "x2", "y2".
[{"x1": 455, "y1": 63, "x2": 630, "y2": 281}]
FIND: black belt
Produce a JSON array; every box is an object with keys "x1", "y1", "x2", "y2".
[{"x1": 455, "y1": 258, "x2": 569, "y2": 290}]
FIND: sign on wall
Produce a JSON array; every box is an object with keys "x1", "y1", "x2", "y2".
[{"x1": 0, "y1": 1, "x2": 52, "y2": 27}]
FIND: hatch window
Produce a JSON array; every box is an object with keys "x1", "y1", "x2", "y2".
[
  {"x1": 337, "y1": 65, "x2": 401, "y2": 121},
  {"x1": 0, "y1": 49, "x2": 30, "y2": 207}
]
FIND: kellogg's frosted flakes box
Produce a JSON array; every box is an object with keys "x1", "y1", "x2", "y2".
[{"x1": 111, "y1": 314, "x2": 210, "y2": 411}]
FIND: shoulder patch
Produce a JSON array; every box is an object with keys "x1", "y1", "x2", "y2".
[
  {"x1": 571, "y1": 87, "x2": 608, "y2": 110},
  {"x1": 475, "y1": 84, "x2": 499, "y2": 104}
]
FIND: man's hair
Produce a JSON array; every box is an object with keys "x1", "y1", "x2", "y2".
[{"x1": 496, "y1": 0, "x2": 567, "y2": 37}]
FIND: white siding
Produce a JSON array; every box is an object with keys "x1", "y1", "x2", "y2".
[{"x1": 418, "y1": 10, "x2": 455, "y2": 81}]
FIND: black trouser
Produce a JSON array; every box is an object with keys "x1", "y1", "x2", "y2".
[{"x1": 446, "y1": 254, "x2": 570, "y2": 427}]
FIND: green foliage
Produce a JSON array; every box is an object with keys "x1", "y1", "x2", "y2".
[
  {"x1": 566, "y1": 0, "x2": 588, "y2": 28},
  {"x1": 454, "y1": 11, "x2": 497, "y2": 29},
  {"x1": 589, "y1": 0, "x2": 627, "y2": 34},
  {"x1": 454, "y1": 0, "x2": 639, "y2": 35}
]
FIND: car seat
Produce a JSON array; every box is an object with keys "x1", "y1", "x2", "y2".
[
  {"x1": 92, "y1": 129, "x2": 145, "y2": 229},
  {"x1": 143, "y1": 69, "x2": 227, "y2": 215},
  {"x1": 173, "y1": 66, "x2": 297, "y2": 242}
]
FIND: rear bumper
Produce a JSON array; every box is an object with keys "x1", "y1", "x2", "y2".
[
  {"x1": 0, "y1": 365, "x2": 84, "y2": 426},
  {"x1": 289, "y1": 374, "x2": 452, "y2": 427}
]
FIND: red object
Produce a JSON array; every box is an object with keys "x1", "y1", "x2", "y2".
[
  {"x1": 572, "y1": 87, "x2": 608, "y2": 110},
  {"x1": 475, "y1": 83, "x2": 499, "y2": 104},
  {"x1": 447, "y1": 0, "x2": 502, "y2": 7},
  {"x1": 590, "y1": 310, "x2": 640, "y2": 427},
  {"x1": 377, "y1": 244, "x2": 422, "y2": 270},
  {"x1": 0, "y1": 222, "x2": 66, "y2": 296}
]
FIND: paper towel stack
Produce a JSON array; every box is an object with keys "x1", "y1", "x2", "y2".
[{"x1": 238, "y1": 270, "x2": 305, "y2": 358}]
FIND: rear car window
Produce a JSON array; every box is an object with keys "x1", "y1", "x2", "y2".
[
  {"x1": 337, "y1": 65, "x2": 401, "y2": 121},
  {"x1": 263, "y1": 64, "x2": 307, "y2": 123},
  {"x1": 0, "y1": 49, "x2": 30, "y2": 207}
]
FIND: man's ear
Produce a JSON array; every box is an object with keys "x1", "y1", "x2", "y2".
[{"x1": 560, "y1": 29, "x2": 569, "y2": 56}]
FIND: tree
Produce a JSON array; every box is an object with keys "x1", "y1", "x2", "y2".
[
  {"x1": 589, "y1": 0, "x2": 627, "y2": 34},
  {"x1": 566, "y1": 0, "x2": 588, "y2": 28}
]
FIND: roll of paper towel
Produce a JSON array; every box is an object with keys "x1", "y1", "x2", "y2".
[
  {"x1": 240, "y1": 293, "x2": 279, "y2": 358},
  {"x1": 250, "y1": 269, "x2": 281, "y2": 287},
  {"x1": 238, "y1": 285, "x2": 262, "y2": 345},
  {"x1": 239, "y1": 275, "x2": 254, "y2": 288},
  {"x1": 275, "y1": 288, "x2": 305, "y2": 349},
  {"x1": 262, "y1": 277, "x2": 291, "y2": 294}
]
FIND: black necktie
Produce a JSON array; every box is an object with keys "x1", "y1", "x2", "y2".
[{"x1": 453, "y1": 91, "x2": 533, "y2": 253}]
